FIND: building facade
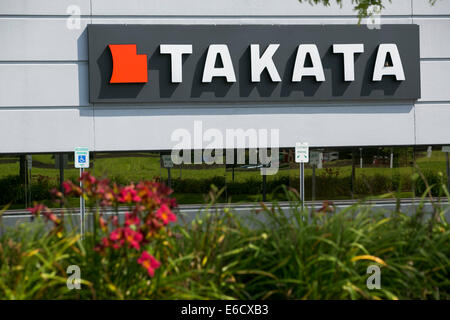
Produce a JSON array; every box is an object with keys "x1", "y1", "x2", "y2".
[{"x1": 0, "y1": 0, "x2": 449, "y2": 154}]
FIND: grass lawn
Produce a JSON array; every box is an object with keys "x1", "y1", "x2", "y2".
[
  {"x1": 1, "y1": 151, "x2": 446, "y2": 182},
  {"x1": 0, "y1": 150, "x2": 448, "y2": 207}
]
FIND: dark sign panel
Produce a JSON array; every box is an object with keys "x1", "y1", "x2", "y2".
[{"x1": 88, "y1": 24, "x2": 420, "y2": 104}]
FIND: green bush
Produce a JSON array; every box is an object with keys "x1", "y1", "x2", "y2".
[
  {"x1": 415, "y1": 170, "x2": 446, "y2": 197},
  {"x1": 0, "y1": 179, "x2": 448, "y2": 299},
  {"x1": 355, "y1": 173, "x2": 391, "y2": 195},
  {"x1": 0, "y1": 174, "x2": 57, "y2": 206},
  {"x1": 109, "y1": 174, "x2": 129, "y2": 186},
  {"x1": 0, "y1": 168, "x2": 446, "y2": 207},
  {"x1": 392, "y1": 171, "x2": 413, "y2": 192},
  {"x1": 227, "y1": 178, "x2": 261, "y2": 194},
  {"x1": 0, "y1": 175, "x2": 23, "y2": 205},
  {"x1": 30, "y1": 174, "x2": 55, "y2": 202}
]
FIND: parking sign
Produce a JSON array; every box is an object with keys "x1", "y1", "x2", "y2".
[
  {"x1": 75, "y1": 147, "x2": 89, "y2": 168},
  {"x1": 161, "y1": 155, "x2": 174, "y2": 168},
  {"x1": 295, "y1": 143, "x2": 309, "y2": 163}
]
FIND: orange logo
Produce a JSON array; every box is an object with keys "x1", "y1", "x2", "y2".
[{"x1": 109, "y1": 44, "x2": 148, "y2": 83}]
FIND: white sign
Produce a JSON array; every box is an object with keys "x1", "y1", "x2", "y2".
[
  {"x1": 74, "y1": 147, "x2": 89, "y2": 168},
  {"x1": 310, "y1": 151, "x2": 323, "y2": 167},
  {"x1": 161, "y1": 155, "x2": 174, "y2": 168},
  {"x1": 295, "y1": 142, "x2": 309, "y2": 163},
  {"x1": 442, "y1": 146, "x2": 450, "y2": 153}
]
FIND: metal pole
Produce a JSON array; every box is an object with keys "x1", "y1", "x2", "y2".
[
  {"x1": 80, "y1": 168, "x2": 85, "y2": 239},
  {"x1": 312, "y1": 164, "x2": 316, "y2": 202},
  {"x1": 446, "y1": 152, "x2": 450, "y2": 194},
  {"x1": 359, "y1": 148, "x2": 363, "y2": 169},
  {"x1": 300, "y1": 162, "x2": 305, "y2": 209},
  {"x1": 390, "y1": 147, "x2": 394, "y2": 169},
  {"x1": 412, "y1": 147, "x2": 416, "y2": 199},
  {"x1": 167, "y1": 167, "x2": 171, "y2": 189},
  {"x1": 59, "y1": 153, "x2": 64, "y2": 195}
]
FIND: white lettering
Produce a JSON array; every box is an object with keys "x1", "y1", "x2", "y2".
[
  {"x1": 333, "y1": 44, "x2": 364, "y2": 81},
  {"x1": 292, "y1": 44, "x2": 325, "y2": 82},
  {"x1": 250, "y1": 44, "x2": 281, "y2": 82},
  {"x1": 160, "y1": 44, "x2": 193, "y2": 83},
  {"x1": 202, "y1": 44, "x2": 236, "y2": 83},
  {"x1": 373, "y1": 44, "x2": 405, "y2": 81}
]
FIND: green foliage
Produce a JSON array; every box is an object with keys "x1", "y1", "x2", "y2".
[
  {"x1": 0, "y1": 174, "x2": 57, "y2": 205},
  {"x1": 1, "y1": 166, "x2": 448, "y2": 206},
  {"x1": 0, "y1": 175, "x2": 23, "y2": 205},
  {"x1": 160, "y1": 188, "x2": 449, "y2": 300},
  {"x1": 0, "y1": 220, "x2": 86, "y2": 299},
  {"x1": 30, "y1": 175, "x2": 55, "y2": 202},
  {"x1": 355, "y1": 173, "x2": 392, "y2": 195},
  {"x1": 298, "y1": 0, "x2": 437, "y2": 20},
  {"x1": 0, "y1": 183, "x2": 448, "y2": 299},
  {"x1": 415, "y1": 169, "x2": 446, "y2": 197},
  {"x1": 1, "y1": 149, "x2": 448, "y2": 207}
]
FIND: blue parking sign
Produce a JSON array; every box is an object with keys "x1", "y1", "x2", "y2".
[
  {"x1": 78, "y1": 155, "x2": 86, "y2": 163},
  {"x1": 75, "y1": 147, "x2": 90, "y2": 168}
]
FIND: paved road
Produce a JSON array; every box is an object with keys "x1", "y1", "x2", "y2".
[{"x1": 1, "y1": 198, "x2": 449, "y2": 230}]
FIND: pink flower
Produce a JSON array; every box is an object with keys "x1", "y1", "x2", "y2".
[
  {"x1": 27, "y1": 204, "x2": 61, "y2": 225},
  {"x1": 109, "y1": 228, "x2": 124, "y2": 249},
  {"x1": 101, "y1": 237, "x2": 110, "y2": 247},
  {"x1": 27, "y1": 203, "x2": 46, "y2": 216},
  {"x1": 124, "y1": 227, "x2": 143, "y2": 250},
  {"x1": 50, "y1": 188, "x2": 63, "y2": 199},
  {"x1": 118, "y1": 186, "x2": 141, "y2": 203},
  {"x1": 94, "y1": 237, "x2": 110, "y2": 252},
  {"x1": 80, "y1": 171, "x2": 96, "y2": 185},
  {"x1": 62, "y1": 181, "x2": 72, "y2": 195},
  {"x1": 112, "y1": 241, "x2": 123, "y2": 250},
  {"x1": 124, "y1": 212, "x2": 140, "y2": 227},
  {"x1": 110, "y1": 228, "x2": 122, "y2": 241},
  {"x1": 47, "y1": 213, "x2": 60, "y2": 224},
  {"x1": 61, "y1": 181, "x2": 81, "y2": 196},
  {"x1": 137, "y1": 251, "x2": 161, "y2": 277},
  {"x1": 156, "y1": 204, "x2": 176, "y2": 225}
]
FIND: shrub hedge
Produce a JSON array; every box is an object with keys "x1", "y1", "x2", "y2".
[{"x1": 0, "y1": 168, "x2": 446, "y2": 206}]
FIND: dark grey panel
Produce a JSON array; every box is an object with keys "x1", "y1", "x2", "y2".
[{"x1": 88, "y1": 24, "x2": 421, "y2": 104}]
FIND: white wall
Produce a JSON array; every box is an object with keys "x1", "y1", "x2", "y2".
[{"x1": 0, "y1": 0, "x2": 449, "y2": 153}]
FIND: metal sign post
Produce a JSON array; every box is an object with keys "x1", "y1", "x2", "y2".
[
  {"x1": 79, "y1": 168, "x2": 85, "y2": 237},
  {"x1": 161, "y1": 155, "x2": 174, "y2": 189},
  {"x1": 295, "y1": 143, "x2": 309, "y2": 210},
  {"x1": 167, "y1": 167, "x2": 171, "y2": 189},
  {"x1": 300, "y1": 162, "x2": 305, "y2": 207},
  {"x1": 75, "y1": 147, "x2": 89, "y2": 239},
  {"x1": 359, "y1": 148, "x2": 363, "y2": 168}
]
